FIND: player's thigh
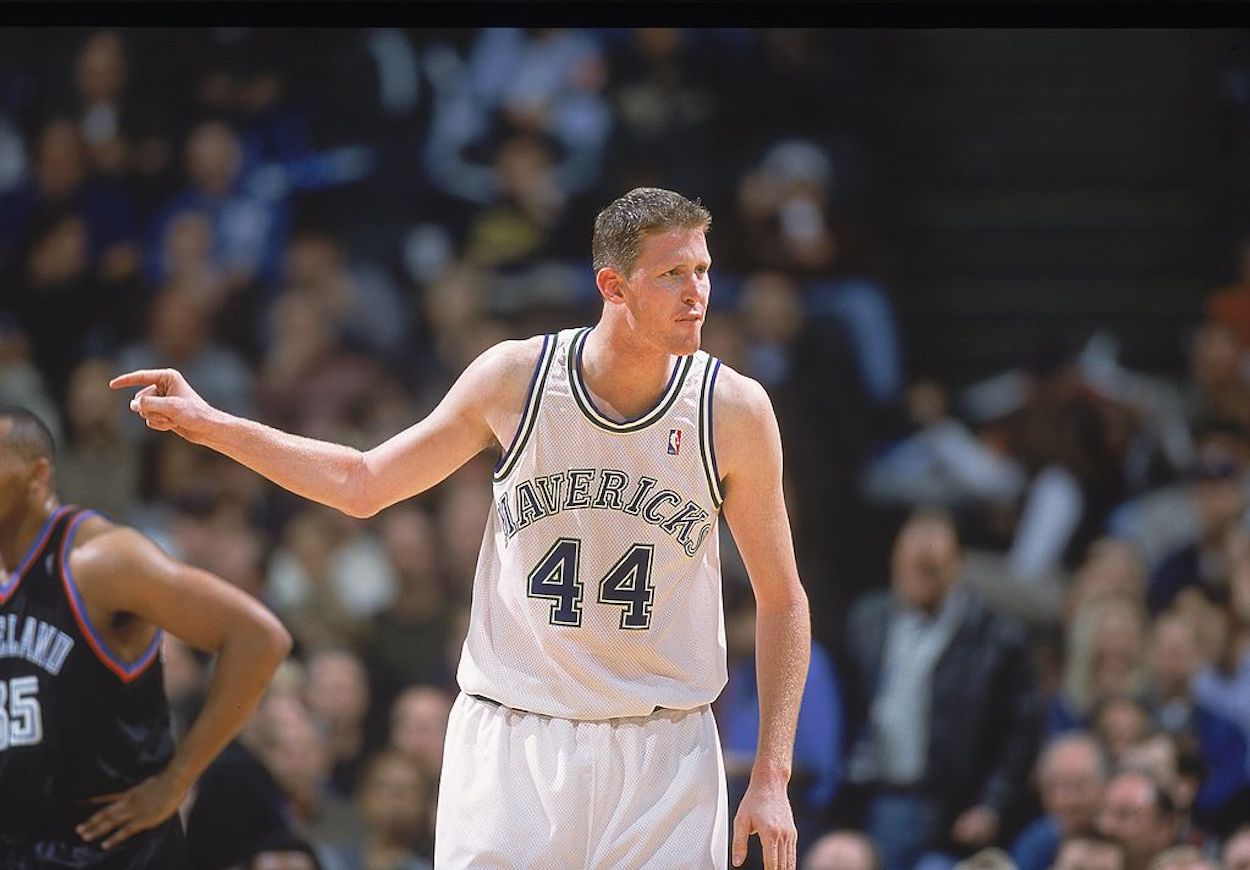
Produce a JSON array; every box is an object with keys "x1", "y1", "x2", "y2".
[
  {"x1": 435, "y1": 694, "x2": 591, "y2": 869},
  {"x1": 591, "y1": 706, "x2": 728, "y2": 870}
]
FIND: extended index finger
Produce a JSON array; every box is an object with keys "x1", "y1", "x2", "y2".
[{"x1": 109, "y1": 370, "x2": 167, "y2": 391}]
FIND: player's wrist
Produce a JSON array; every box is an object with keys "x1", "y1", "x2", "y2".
[{"x1": 747, "y1": 761, "x2": 792, "y2": 789}]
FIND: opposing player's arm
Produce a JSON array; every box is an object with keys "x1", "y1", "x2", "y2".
[
  {"x1": 715, "y1": 367, "x2": 809, "y2": 870},
  {"x1": 110, "y1": 338, "x2": 542, "y2": 518},
  {"x1": 70, "y1": 519, "x2": 292, "y2": 849}
]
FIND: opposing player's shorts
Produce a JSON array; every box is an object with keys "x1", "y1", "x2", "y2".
[
  {"x1": 435, "y1": 692, "x2": 728, "y2": 869},
  {"x1": 0, "y1": 816, "x2": 188, "y2": 869}
]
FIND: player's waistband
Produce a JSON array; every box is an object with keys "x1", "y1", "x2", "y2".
[{"x1": 467, "y1": 693, "x2": 704, "y2": 722}]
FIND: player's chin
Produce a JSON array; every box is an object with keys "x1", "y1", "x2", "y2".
[{"x1": 672, "y1": 321, "x2": 703, "y2": 354}]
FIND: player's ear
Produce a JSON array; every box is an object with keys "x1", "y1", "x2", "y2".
[
  {"x1": 596, "y1": 266, "x2": 627, "y2": 306},
  {"x1": 27, "y1": 457, "x2": 53, "y2": 495}
]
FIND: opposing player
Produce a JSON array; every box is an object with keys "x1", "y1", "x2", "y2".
[
  {"x1": 112, "y1": 187, "x2": 811, "y2": 870},
  {"x1": 0, "y1": 407, "x2": 292, "y2": 867}
]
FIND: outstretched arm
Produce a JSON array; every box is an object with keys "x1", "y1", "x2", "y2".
[
  {"x1": 69, "y1": 521, "x2": 292, "y2": 850},
  {"x1": 717, "y1": 370, "x2": 811, "y2": 870},
  {"x1": 111, "y1": 339, "x2": 539, "y2": 518}
]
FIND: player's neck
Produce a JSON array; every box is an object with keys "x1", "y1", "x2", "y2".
[
  {"x1": 0, "y1": 497, "x2": 59, "y2": 574},
  {"x1": 581, "y1": 321, "x2": 679, "y2": 421}
]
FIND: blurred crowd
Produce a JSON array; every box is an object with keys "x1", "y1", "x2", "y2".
[{"x1": 2, "y1": 27, "x2": 1249, "y2": 870}]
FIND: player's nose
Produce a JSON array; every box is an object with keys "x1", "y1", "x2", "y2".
[{"x1": 680, "y1": 275, "x2": 707, "y2": 306}]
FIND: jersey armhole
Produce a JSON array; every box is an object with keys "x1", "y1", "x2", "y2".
[
  {"x1": 59, "y1": 510, "x2": 163, "y2": 684},
  {"x1": 699, "y1": 357, "x2": 726, "y2": 508},
  {"x1": 493, "y1": 334, "x2": 558, "y2": 482}
]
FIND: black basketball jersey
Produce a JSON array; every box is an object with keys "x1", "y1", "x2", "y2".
[{"x1": 0, "y1": 506, "x2": 178, "y2": 848}]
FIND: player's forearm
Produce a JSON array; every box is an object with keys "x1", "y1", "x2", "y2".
[
  {"x1": 749, "y1": 589, "x2": 811, "y2": 785},
  {"x1": 195, "y1": 408, "x2": 374, "y2": 517},
  {"x1": 164, "y1": 613, "x2": 291, "y2": 791}
]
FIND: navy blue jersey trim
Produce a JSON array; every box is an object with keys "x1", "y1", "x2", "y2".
[
  {"x1": 59, "y1": 510, "x2": 163, "y2": 683},
  {"x1": 699, "y1": 358, "x2": 725, "y2": 507},
  {"x1": 494, "y1": 334, "x2": 558, "y2": 483},
  {"x1": 569, "y1": 328, "x2": 693, "y2": 433}
]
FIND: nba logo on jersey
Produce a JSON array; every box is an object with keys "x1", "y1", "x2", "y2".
[{"x1": 667, "y1": 429, "x2": 682, "y2": 455}]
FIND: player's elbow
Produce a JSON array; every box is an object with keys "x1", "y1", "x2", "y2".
[
  {"x1": 260, "y1": 615, "x2": 293, "y2": 670},
  {"x1": 756, "y1": 578, "x2": 810, "y2": 621},
  {"x1": 343, "y1": 451, "x2": 382, "y2": 518}
]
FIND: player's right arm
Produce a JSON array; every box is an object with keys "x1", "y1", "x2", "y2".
[{"x1": 110, "y1": 338, "x2": 542, "y2": 518}]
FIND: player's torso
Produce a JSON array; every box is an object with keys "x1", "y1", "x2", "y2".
[
  {"x1": 460, "y1": 327, "x2": 729, "y2": 719},
  {"x1": 0, "y1": 507, "x2": 173, "y2": 835}
]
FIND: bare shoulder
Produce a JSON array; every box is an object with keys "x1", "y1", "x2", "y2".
[
  {"x1": 709, "y1": 362, "x2": 782, "y2": 480},
  {"x1": 463, "y1": 336, "x2": 550, "y2": 403},
  {"x1": 710, "y1": 361, "x2": 776, "y2": 428},
  {"x1": 440, "y1": 334, "x2": 555, "y2": 451},
  {"x1": 67, "y1": 515, "x2": 160, "y2": 580}
]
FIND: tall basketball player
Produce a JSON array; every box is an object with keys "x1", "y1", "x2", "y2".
[
  {"x1": 113, "y1": 188, "x2": 811, "y2": 870},
  {"x1": 0, "y1": 407, "x2": 291, "y2": 868}
]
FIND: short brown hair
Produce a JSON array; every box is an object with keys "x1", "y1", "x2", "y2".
[{"x1": 591, "y1": 187, "x2": 711, "y2": 274}]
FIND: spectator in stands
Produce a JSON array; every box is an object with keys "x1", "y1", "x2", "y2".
[
  {"x1": 802, "y1": 830, "x2": 882, "y2": 870},
  {"x1": 953, "y1": 850, "x2": 1015, "y2": 870},
  {"x1": 1191, "y1": 526, "x2": 1250, "y2": 750},
  {"x1": 387, "y1": 685, "x2": 453, "y2": 786},
  {"x1": 266, "y1": 505, "x2": 396, "y2": 651},
  {"x1": 115, "y1": 283, "x2": 255, "y2": 421},
  {"x1": 457, "y1": 132, "x2": 583, "y2": 274},
  {"x1": 1120, "y1": 731, "x2": 1212, "y2": 851},
  {"x1": 1143, "y1": 612, "x2": 1250, "y2": 832},
  {"x1": 68, "y1": 30, "x2": 177, "y2": 212},
  {"x1": 1011, "y1": 732, "x2": 1110, "y2": 870},
  {"x1": 254, "y1": 693, "x2": 359, "y2": 854},
  {"x1": 1053, "y1": 597, "x2": 1149, "y2": 734},
  {"x1": 325, "y1": 750, "x2": 433, "y2": 870},
  {"x1": 145, "y1": 118, "x2": 289, "y2": 290},
  {"x1": 1051, "y1": 832, "x2": 1126, "y2": 870},
  {"x1": 727, "y1": 138, "x2": 902, "y2": 405},
  {"x1": 1183, "y1": 320, "x2": 1250, "y2": 430},
  {"x1": 1225, "y1": 825, "x2": 1250, "y2": 870},
  {"x1": 433, "y1": 456, "x2": 497, "y2": 601},
  {"x1": 187, "y1": 692, "x2": 306, "y2": 870},
  {"x1": 1097, "y1": 769, "x2": 1178, "y2": 870},
  {"x1": 1, "y1": 118, "x2": 139, "y2": 401},
  {"x1": 1205, "y1": 233, "x2": 1250, "y2": 341},
  {"x1": 1063, "y1": 538, "x2": 1149, "y2": 622},
  {"x1": 601, "y1": 29, "x2": 721, "y2": 187},
  {"x1": 303, "y1": 648, "x2": 374, "y2": 799},
  {"x1": 275, "y1": 228, "x2": 409, "y2": 361},
  {"x1": 0, "y1": 318, "x2": 62, "y2": 443},
  {"x1": 56, "y1": 356, "x2": 141, "y2": 521},
  {"x1": 842, "y1": 508, "x2": 1040, "y2": 870},
  {"x1": 1146, "y1": 846, "x2": 1217, "y2": 870},
  {"x1": 1147, "y1": 451, "x2": 1247, "y2": 615},
  {"x1": 720, "y1": 581, "x2": 843, "y2": 866},
  {"x1": 1108, "y1": 415, "x2": 1250, "y2": 571},
  {"x1": 422, "y1": 28, "x2": 611, "y2": 204},
  {"x1": 1091, "y1": 696, "x2": 1154, "y2": 766},
  {"x1": 862, "y1": 375, "x2": 1027, "y2": 511},
  {"x1": 361, "y1": 506, "x2": 456, "y2": 722}
]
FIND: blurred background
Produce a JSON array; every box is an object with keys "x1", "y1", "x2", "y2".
[{"x1": 2, "y1": 26, "x2": 1250, "y2": 870}]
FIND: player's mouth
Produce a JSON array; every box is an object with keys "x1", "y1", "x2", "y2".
[{"x1": 676, "y1": 313, "x2": 703, "y2": 323}]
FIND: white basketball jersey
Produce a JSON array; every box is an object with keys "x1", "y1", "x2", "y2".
[{"x1": 458, "y1": 327, "x2": 728, "y2": 719}]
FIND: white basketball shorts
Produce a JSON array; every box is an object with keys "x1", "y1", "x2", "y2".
[{"x1": 434, "y1": 692, "x2": 728, "y2": 869}]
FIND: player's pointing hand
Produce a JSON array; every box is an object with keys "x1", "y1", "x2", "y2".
[{"x1": 109, "y1": 368, "x2": 213, "y2": 443}]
